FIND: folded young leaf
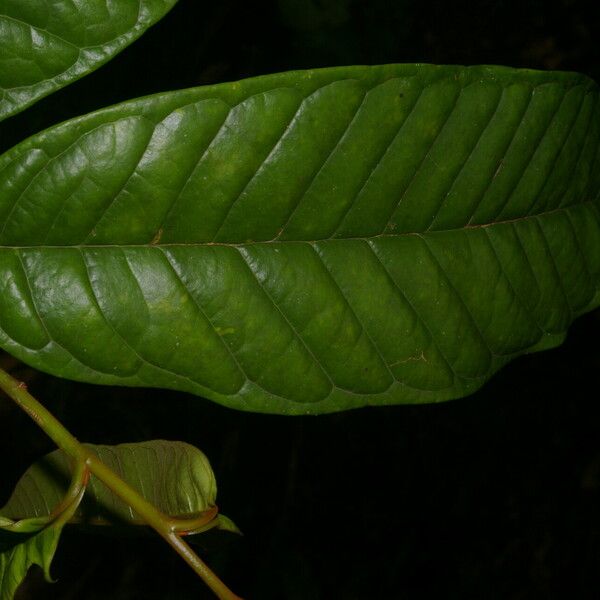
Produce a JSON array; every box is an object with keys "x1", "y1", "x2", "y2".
[
  {"x1": 0, "y1": 0, "x2": 179, "y2": 121},
  {"x1": 0, "y1": 440, "x2": 233, "y2": 598},
  {"x1": 1, "y1": 441, "x2": 219, "y2": 525},
  {"x1": 0, "y1": 64, "x2": 598, "y2": 414}
]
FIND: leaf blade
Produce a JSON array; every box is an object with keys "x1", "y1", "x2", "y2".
[{"x1": 0, "y1": 64, "x2": 598, "y2": 414}]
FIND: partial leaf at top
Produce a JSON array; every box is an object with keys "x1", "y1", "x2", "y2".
[
  {"x1": 0, "y1": 0, "x2": 179, "y2": 121},
  {"x1": 0, "y1": 64, "x2": 598, "y2": 414}
]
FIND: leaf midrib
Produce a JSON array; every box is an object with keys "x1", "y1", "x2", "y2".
[{"x1": 0, "y1": 201, "x2": 594, "y2": 249}]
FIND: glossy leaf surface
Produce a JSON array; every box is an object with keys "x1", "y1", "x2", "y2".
[
  {"x1": 1, "y1": 441, "x2": 218, "y2": 523},
  {"x1": 0, "y1": 0, "x2": 178, "y2": 120},
  {"x1": 0, "y1": 64, "x2": 598, "y2": 414}
]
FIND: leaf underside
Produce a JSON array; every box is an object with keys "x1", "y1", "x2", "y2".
[
  {"x1": 0, "y1": 0, "x2": 179, "y2": 121},
  {"x1": 0, "y1": 64, "x2": 598, "y2": 414},
  {"x1": 0, "y1": 441, "x2": 217, "y2": 523}
]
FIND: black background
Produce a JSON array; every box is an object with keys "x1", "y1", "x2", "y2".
[{"x1": 1, "y1": 0, "x2": 599, "y2": 598}]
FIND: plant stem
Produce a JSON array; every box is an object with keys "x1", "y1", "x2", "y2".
[
  {"x1": 48, "y1": 458, "x2": 89, "y2": 521},
  {"x1": 0, "y1": 367, "x2": 242, "y2": 600}
]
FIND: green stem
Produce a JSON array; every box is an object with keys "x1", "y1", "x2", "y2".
[
  {"x1": 48, "y1": 458, "x2": 89, "y2": 521},
  {"x1": 0, "y1": 367, "x2": 242, "y2": 600},
  {"x1": 167, "y1": 505, "x2": 219, "y2": 533}
]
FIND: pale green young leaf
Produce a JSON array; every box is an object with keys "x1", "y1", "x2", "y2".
[
  {"x1": 0, "y1": 440, "x2": 233, "y2": 598},
  {"x1": 1, "y1": 441, "x2": 220, "y2": 524}
]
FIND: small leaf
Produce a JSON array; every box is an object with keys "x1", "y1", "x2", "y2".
[
  {"x1": 0, "y1": 0, "x2": 179, "y2": 120},
  {"x1": 214, "y1": 514, "x2": 242, "y2": 536},
  {"x1": 0, "y1": 64, "x2": 598, "y2": 414},
  {"x1": 1, "y1": 441, "x2": 222, "y2": 526},
  {"x1": 0, "y1": 525, "x2": 61, "y2": 599},
  {"x1": 0, "y1": 460, "x2": 84, "y2": 600}
]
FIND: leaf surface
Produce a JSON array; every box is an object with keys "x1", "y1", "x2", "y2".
[
  {"x1": 0, "y1": 64, "x2": 598, "y2": 414},
  {"x1": 0, "y1": 0, "x2": 178, "y2": 120}
]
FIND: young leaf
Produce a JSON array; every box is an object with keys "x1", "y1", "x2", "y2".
[
  {"x1": 0, "y1": 523, "x2": 62, "y2": 600},
  {"x1": 0, "y1": 0, "x2": 179, "y2": 121},
  {"x1": 0, "y1": 459, "x2": 85, "y2": 600},
  {"x1": 1, "y1": 441, "x2": 227, "y2": 528},
  {"x1": 0, "y1": 64, "x2": 598, "y2": 414}
]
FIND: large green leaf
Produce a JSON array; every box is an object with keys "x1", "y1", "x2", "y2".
[
  {"x1": 0, "y1": 0, "x2": 178, "y2": 121},
  {"x1": 0, "y1": 64, "x2": 598, "y2": 414}
]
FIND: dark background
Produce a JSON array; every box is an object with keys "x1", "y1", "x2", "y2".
[{"x1": 1, "y1": 0, "x2": 599, "y2": 598}]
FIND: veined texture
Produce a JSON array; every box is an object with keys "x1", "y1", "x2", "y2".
[{"x1": 0, "y1": 64, "x2": 598, "y2": 414}]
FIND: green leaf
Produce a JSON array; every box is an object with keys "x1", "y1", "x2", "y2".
[
  {"x1": 0, "y1": 523, "x2": 61, "y2": 599},
  {"x1": 1, "y1": 441, "x2": 220, "y2": 525},
  {"x1": 0, "y1": 459, "x2": 84, "y2": 600},
  {"x1": 0, "y1": 0, "x2": 179, "y2": 121},
  {"x1": 0, "y1": 64, "x2": 598, "y2": 414}
]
